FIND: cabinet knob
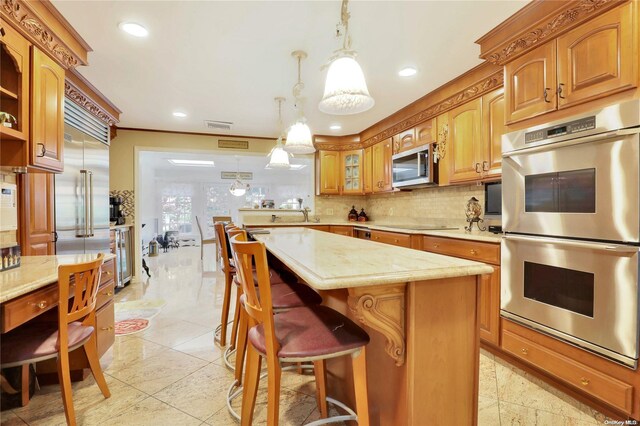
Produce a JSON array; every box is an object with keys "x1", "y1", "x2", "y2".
[
  {"x1": 0, "y1": 27, "x2": 5, "y2": 37},
  {"x1": 543, "y1": 88, "x2": 551, "y2": 103},
  {"x1": 474, "y1": 163, "x2": 481, "y2": 173},
  {"x1": 521, "y1": 348, "x2": 528, "y2": 355},
  {"x1": 36, "y1": 143, "x2": 46, "y2": 157},
  {"x1": 557, "y1": 83, "x2": 565, "y2": 99},
  {"x1": 394, "y1": 239, "x2": 399, "y2": 243},
  {"x1": 470, "y1": 249, "x2": 478, "y2": 255},
  {"x1": 34, "y1": 300, "x2": 48, "y2": 310},
  {"x1": 580, "y1": 377, "x2": 590, "y2": 386},
  {"x1": 482, "y1": 161, "x2": 489, "y2": 172},
  {"x1": 103, "y1": 290, "x2": 113, "y2": 296},
  {"x1": 101, "y1": 326, "x2": 114, "y2": 331},
  {"x1": 433, "y1": 243, "x2": 439, "y2": 248},
  {"x1": 106, "y1": 270, "x2": 113, "y2": 276}
]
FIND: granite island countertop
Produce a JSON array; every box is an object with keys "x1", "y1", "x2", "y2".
[
  {"x1": 251, "y1": 227, "x2": 494, "y2": 290},
  {"x1": 0, "y1": 253, "x2": 116, "y2": 303},
  {"x1": 243, "y1": 221, "x2": 502, "y2": 243}
]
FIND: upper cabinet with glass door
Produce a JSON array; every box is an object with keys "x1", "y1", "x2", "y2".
[
  {"x1": 342, "y1": 150, "x2": 363, "y2": 194},
  {"x1": 0, "y1": 19, "x2": 30, "y2": 143}
]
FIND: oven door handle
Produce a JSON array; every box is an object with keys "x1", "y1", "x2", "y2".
[
  {"x1": 503, "y1": 234, "x2": 640, "y2": 253},
  {"x1": 502, "y1": 128, "x2": 639, "y2": 157}
]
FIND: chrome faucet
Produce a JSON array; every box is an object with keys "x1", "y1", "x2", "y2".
[
  {"x1": 300, "y1": 207, "x2": 310, "y2": 222},
  {"x1": 271, "y1": 215, "x2": 281, "y2": 223}
]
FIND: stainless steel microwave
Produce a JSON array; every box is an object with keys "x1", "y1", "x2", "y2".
[{"x1": 392, "y1": 145, "x2": 436, "y2": 189}]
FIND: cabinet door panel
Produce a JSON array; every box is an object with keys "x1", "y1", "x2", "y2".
[
  {"x1": 449, "y1": 98, "x2": 482, "y2": 183},
  {"x1": 505, "y1": 42, "x2": 557, "y2": 124},
  {"x1": 479, "y1": 267, "x2": 500, "y2": 346},
  {"x1": 363, "y1": 145, "x2": 373, "y2": 194},
  {"x1": 557, "y1": 3, "x2": 636, "y2": 108},
  {"x1": 482, "y1": 88, "x2": 505, "y2": 179},
  {"x1": 31, "y1": 48, "x2": 64, "y2": 172},
  {"x1": 395, "y1": 128, "x2": 415, "y2": 154},
  {"x1": 23, "y1": 172, "x2": 55, "y2": 255},
  {"x1": 342, "y1": 149, "x2": 363, "y2": 195},
  {"x1": 372, "y1": 139, "x2": 392, "y2": 192},
  {"x1": 318, "y1": 150, "x2": 341, "y2": 195},
  {"x1": 415, "y1": 119, "x2": 436, "y2": 148}
]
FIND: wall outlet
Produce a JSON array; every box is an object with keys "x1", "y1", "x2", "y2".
[
  {"x1": 326, "y1": 208, "x2": 334, "y2": 215},
  {"x1": 389, "y1": 207, "x2": 394, "y2": 216}
]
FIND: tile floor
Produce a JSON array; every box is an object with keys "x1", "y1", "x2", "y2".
[{"x1": 1, "y1": 246, "x2": 609, "y2": 425}]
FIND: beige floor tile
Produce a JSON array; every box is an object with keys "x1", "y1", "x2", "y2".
[
  {"x1": 11, "y1": 374, "x2": 147, "y2": 426},
  {"x1": 303, "y1": 405, "x2": 345, "y2": 425},
  {"x1": 100, "y1": 335, "x2": 170, "y2": 373},
  {"x1": 499, "y1": 400, "x2": 599, "y2": 426},
  {"x1": 99, "y1": 396, "x2": 201, "y2": 426},
  {"x1": 495, "y1": 358, "x2": 602, "y2": 424},
  {"x1": 479, "y1": 352, "x2": 498, "y2": 400},
  {"x1": 107, "y1": 349, "x2": 209, "y2": 394},
  {"x1": 279, "y1": 365, "x2": 317, "y2": 397},
  {"x1": 138, "y1": 317, "x2": 213, "y2": 348},
  {"x1": 0, "y1": 412, "x2": 27, "y2": 426},
  {"x1": 478, "y1": 396, "x2": 501, "y2": 426},
  {"x1": 173, "y1": 331, "x2": 223, "y2": 362},
  {"x1": 153, "y1": 362, "x2": 232, "y2": 421}
]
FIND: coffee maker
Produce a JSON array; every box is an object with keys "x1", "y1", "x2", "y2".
[{"x1": 110, "y1": 196, "x2": 125, "y2": 225}]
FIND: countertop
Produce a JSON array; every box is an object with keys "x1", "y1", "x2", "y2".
[
  {"x1": 244, "y1": 221, "x2": 502, "y2": 243},
  {"x1": 251, "y1": 227, "x2": 494, "y2": 290},
  {"x1": 0, "y1": 253, "x2": 116, "y2": 303}
]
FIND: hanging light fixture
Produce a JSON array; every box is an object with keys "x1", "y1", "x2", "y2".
[
  {"x1": 284, "y1": 51, "x2": 315, "y2": 155},
  {"x1": 268, "y1": 97, "x2": 291, "y2": 168},
  {"x1": 319, "y1": 0, "x2": 374, "y2": 115},
  {"x1": 229, "y1": 156, "x2": 249, "y2": 196}
]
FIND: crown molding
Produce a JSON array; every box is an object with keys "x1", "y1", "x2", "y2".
[
  {"x1": 1, "y1": 0, "x2": 89, "y2": 68},
  {"x1": 477, "y1": 0, "x2": 626, "y2": 65}
]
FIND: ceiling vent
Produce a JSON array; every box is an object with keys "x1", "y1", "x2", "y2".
[{"x1": 204, "y1": 120, "x2": 233, "y2": 130}]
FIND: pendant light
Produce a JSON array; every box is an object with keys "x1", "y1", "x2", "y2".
[
  {"x1": 268, "y1": 97, "x2": 291, "y2": 168},
  {"x1": 229, "y1": 157, "x2": 249, "y2": 196},
  {"x1": 319, "y1": 0, "x2": 374, "y2": 115},
  {"x1": 284, "y1": 51, "x2": 315, "y2": 155}
]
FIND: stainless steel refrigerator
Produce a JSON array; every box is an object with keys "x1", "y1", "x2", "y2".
[{"x1": 55, "y1": 100, "x2": 110, "y2": 255}]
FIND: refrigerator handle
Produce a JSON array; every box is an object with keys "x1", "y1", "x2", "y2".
[
  {"x1": 88, "y1": 170, "x2": 94, "y2": 237},
  {"x1": 80, "y1": 170, "x2": 89, "y2": 237}
]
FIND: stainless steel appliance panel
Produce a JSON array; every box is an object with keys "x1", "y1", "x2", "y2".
[
  {"x1": 55, "y1": 129, "x2": 86, "y2": 254},
  {"x1": 392, "y1": 145, "x2": 435, "y2": 188},
  {"x1": 83, "y1": 135, "x2": 110, "y2": 254},
  {"x1": 501, "y1": 234, "x2": 640, "y2": 366},
  {"x1": 502, "y1": 130, "x2": 640, "y2": 243}
]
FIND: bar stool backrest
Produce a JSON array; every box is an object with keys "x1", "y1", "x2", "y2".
[
  {"x1": 58, "y1": 254, "x2": 105, "y2": 332},
  {"x1": 229, "y1": 234, "x2": 280, "y2": 356},
  {"x1": 214, "y1": 222, "x2": 232, "y2": 268}
]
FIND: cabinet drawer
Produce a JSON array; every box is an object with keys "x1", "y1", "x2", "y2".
[
  {"x1": 96, "y1": 300, "x2": 115, "y2": 358},
  {"x1": 330, "y1": 226, "x2": 354, "y2": 237},
  {"x1": 502, "y1": 329, "x2": 633, "y2": 414},
  {"x1": 423, "y1": 236, "x2": 499, "y2": 264},
  {"x1": 370, "y1": 230, "x2": 411, "y2": 248},
  {"x1": 1, "y1": 285, "x2": 58, "y2": 333},
  {"x1": 100, "y1": 258, "x2": 115, "y2": 286},
  {"x1": 96, "y1": 281, "x2": 114, "y2": 311}
]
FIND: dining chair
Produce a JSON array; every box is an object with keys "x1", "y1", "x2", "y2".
[
  {"x1": 0, "y1": 254, "x2": 110, "y2": 426},
  {"x1": 230, "y1": 234, "x2": 371, "y2": 426},
  {"x1": 195, "y1": 215, "x2": 216, "y2": 260}
]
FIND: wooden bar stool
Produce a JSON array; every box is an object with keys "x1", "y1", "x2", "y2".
[
  {"x1": 230, "y1": 234, "x2": 371, "y2": 426},
  {"x1": 0, "y1": 254, "x2": 111, "y2": 426},
  {"x1": 214, "y1": 221, "x2": 236, "y2": 346}
]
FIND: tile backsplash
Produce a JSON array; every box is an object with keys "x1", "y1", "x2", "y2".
[
  {"x1": 110, "y1": 190, "x2": 135, "y2": 221},
  {"x1": 316, "y1": 184, "x2": 492, "y2": 227}
]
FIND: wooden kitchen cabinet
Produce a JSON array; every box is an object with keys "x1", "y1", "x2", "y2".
[
  {"x1": 370, "y1": 230, "x2": 411, "y2": 248},
  {"x1": 556, "y1": 2, "x2": 637, "y2": 108},
  {"x1": 505, "y1": 41, "x2": 557, "y2": 124},
  {"x1": 423, "y1": 235, "x2": 501, "y2": 345},
  {"x1": 20, "y1": 172, "x2": 55, "y2": 256},
  {"x1": 481, "y1": 88, "x2": 505, "y2": 179},
  {"x1": 362, "y1": 145, "x2": 373, "y2": 194},
  {"x1": 30, "y1": 47, "x2": 65, "y2": 172},
  {"x1": 371, "y1": 138, "x2": 393, "y2": 193},
  {"x1": 504, "y1": 2, "x2": 637, "y2": 124},
  {"x1": 341, "y1": 149, "x2": 363, "y2": 194},
  {"x1": 318, "y1": 150, "x2": 341, "y2": 195},
  {"x1": 330, "y1": 225, "x2": 354, "y2": 237},
  {"x1": 448, "y1": 98, "x2": 483, "y2": 183},
  {"x1": 415, "y1": 119, "x2": 436, "y2": 150},
  {"x1": 395, "y1": 128, "x2": 415, "y2": 154},
  {"x1": 0, "y1": 18, "x2": 30, "y2": 143}
]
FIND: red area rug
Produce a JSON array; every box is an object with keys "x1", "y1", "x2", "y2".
[{"x1": 114, "y1": 318, "x2": 149, "y2": 336}]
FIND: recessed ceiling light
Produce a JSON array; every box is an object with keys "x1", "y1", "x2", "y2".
[
  {"x1": 172, "y1": 111, "x2": 187, "y2": 118},
  {"x1": 329, "y1": 124, "x2": 342, "y2": 131},
  {"x1": 398, "y1": 67, "x2": 417, "y2": 77},
  {"x1": 119, "y1": 22, "x2": 148, "y2": 38},
  {"x1": 168, "y1": 159, "x2": 214, "y2": 167}
]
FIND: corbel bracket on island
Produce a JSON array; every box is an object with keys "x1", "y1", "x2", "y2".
[{"x1": 348, "y1": 284, "x2": 406, "y2": 367}]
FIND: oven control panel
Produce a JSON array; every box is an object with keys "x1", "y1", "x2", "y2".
[{"x1": 525, "y1": 116, "x2": 596, "y2": 144}]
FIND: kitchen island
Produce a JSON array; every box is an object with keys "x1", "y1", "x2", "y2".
[{"x1": 252, "y1": 227, "x2": 494, "y2": 425}]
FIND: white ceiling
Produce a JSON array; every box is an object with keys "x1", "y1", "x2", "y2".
[{"x1": 53, "y1": 1, "x2": 527, "y2": 139}]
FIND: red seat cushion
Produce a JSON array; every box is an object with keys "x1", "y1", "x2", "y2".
[
  {"x1": 240, "y1": 282, "x2": 322, "y2": 311},
  {"x1": 248, "y1": 305, "x2": 369, "y2": 360},
  {"x1": 1, "y1": 321, "x2": 94, "y2": 368}
]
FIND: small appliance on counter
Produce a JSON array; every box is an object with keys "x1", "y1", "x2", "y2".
[
  {"x1": 110, "y1": 196, "x2": 126, "y2": 225},
  {"x1": 1, "y1": 244, "x2": 20, "y2": 271}
]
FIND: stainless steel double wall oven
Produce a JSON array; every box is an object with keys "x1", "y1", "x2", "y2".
[{"x1": 501, "y1": 100, "x2": 640, "y2": 367}]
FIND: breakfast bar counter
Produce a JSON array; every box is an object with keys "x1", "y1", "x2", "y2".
[{"x1": 253, "y1": 227, "x2": 494, "y2": 425}]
